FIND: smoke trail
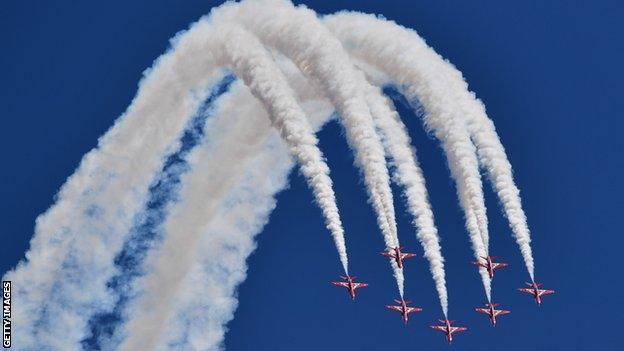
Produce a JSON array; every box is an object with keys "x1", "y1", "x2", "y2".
[
  {"x1": 81, "y1": 76, "x2": 235, "y2": 350},
  {"x1": 456, "y1": 79, "x2": 535, "y2": 281},
  {"x1": 215, "y1": 24, "x2": 349, "y2": 274},
  {"x1": 119, "y1": 73, "x2": 330, "y2": 350},
  {"x1": 215, "y1": 0, "x2": 406, "y2": 296},
  {"x1": 325, "y1": 12, "x2": 493, "y2": 300},
  {"x1": 117, "y1": 24, "x2": 350, "y2": 350},
  {"x1": 1, "y1": 19, "x2": 229, "y2": 349},
  {"x1": 164, "y1": 79, "x2": 334, "y2": 351},
  {"x1": 170, "y1": 136, "x2": 295, "y2": 351},
  {"x1": 362, "y1": 79, "x2": 449, "y2": 316},
  {"x1": 116, "y1": 82, "x2": 273, "y2": 351},
  {"x1": 4, "y1": 2, "x2": 539, "y2": 349},
  {"x1": 329, "y1": 9, "x2": 536, "y2": 282}
]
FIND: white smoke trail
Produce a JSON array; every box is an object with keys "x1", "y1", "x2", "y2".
[
  {"x1": 170, "y1": 137, "x2": 294, "y2": 351},
  {"x1": 1, "y1": 19, "x2": 228, "y2": 349},
  {"x1": 456, "y1": 79, "x2": 535, "y2": 281},
  {"x1": 331, "y1": 9, "x2": 535, "y2": 282},
  {"x1": 117, "y1": 24, "x2": 348, "y2": 350},
  {"x1": 215, "y1": 0, "x2": 405, "y2": 296},
  {"x1": 216, "y1": 24, "x2": 349, "y2": 274},
  {"x1": 325, "y1": 12, "x2": 493, "y2": 300},
  {"x1": 164, "y1": 76, "x2": 334, "y2": 351},
  {"x1": 116, "y1": 82, "x2": 276, "y2": 351},
  {"x1": 362, "y1": 79, "x2": 448, "y2": 316},
  {"x1": 3, "y1": 2, "x2": 539, "y2": 349}
]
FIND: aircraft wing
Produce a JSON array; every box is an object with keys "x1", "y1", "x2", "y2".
[
  {"x1": 538, "y1": 289, "x2": 555, "y2": 296},
  {"x1": 492, "y1": 262, "x2": 508, "y2": 270},
  {"x1": 406, "y1": 307, "x2": 422, "y2": 314},
  {"x1": 518, "y1": 288, "x2": 534, "y2": 295},
  {"x1": 450, "y1": 326, "x2": 467, "y2": 333},
  {"x1": 380, "y1": 252, "x2": 395, "y2": 258},
  {"x1": 475, "y1": 308, "x2": 489, "y2": 315},
  {"x1": 400, "y1": 253, "x2": 417, "y2": 260},
  {"x1": 494, "y1": 310, "x2": 510, "y2": 316},
  {"x1": 332, "y1": 282, "x2": 349, "y2": 288},
  {"x1": 430, "y1": 325, "x2": 446, "y2": 332},
  {"x1": 386, "y1": 305, "x2": 402, "y2": 312},
  {"x1": 352, "y1": 282, "x2": 368, "y2": 289}
]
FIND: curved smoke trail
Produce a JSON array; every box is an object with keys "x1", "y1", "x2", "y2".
[
  {"x1": 83, "y1": 75, "x2": 235, "y2": 350},
  {"x1": 362, "y1": 80, "x2": 449, "y2": 316},
  {"x1": 326, "y1": 10, "x2": 537, "y2": 284},
  {"x1": 134, "y1": 69, "x2": 334, "y2": 351},
  {"x1": 455, "y1": 77, "x2": 536, "y2": 282},
  {"x1": 215, "y1": 25, "x2": 349, "y2": 275},
  {"x1": 214, "y1": 0, "x2": 406, "y2": 296},
  {"x1": 2, "y1": 1, "x2": 540, "y2": 350},
  {"x1": 324, "y1": 12, "x2": 495, "y2": 301},
  {"x1": 117, "y1": 24, "x2": 349, "y2": 351},
  {"x1": 2, "y1": 19, "x2": 228, "y2": 349},
  {"x1": 116, "y1": 83, "x2": 281, "y2": 351}
]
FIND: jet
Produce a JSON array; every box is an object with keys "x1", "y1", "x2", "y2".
[
  {"x1": 430, "y1": 319, "x2": 468, "y2": 344},
  {"x1": 472, "y1": 255, "x2": 508, "y2": 279},
  {"x1": 331, "y1": 276, "x2": 368, "y2": 300},
  {"x1": 380, "y1": 246, "x2": 417, "y2": 269},
  {"x1": 474, "y1": 303, "x2": 510, "y2": 326},
  {"x1": 385, "y1": 298, "x2": 422, "y2": 324},
  {"x1": 518, "y1": 282, "x2": 554, "y2": 305}
]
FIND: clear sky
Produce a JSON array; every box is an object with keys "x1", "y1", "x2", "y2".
[{"x1": 1, "y1": 1, "x2": 622, "y2": 349}]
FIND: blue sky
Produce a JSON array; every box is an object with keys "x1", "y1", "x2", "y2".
[{"x1": 1, "y1": 1, "x2": 622, "y2": 349}]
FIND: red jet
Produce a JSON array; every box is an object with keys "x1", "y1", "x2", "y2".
[
  {"x1": 430, "y1": 319, "x2": 468, "y2": 344},
  {"x1": 331, "y1": 276, "x2": 368, "y2": 300},
  {"x1": 475, "y1": 303, "x2": 510, "y2": 326},
  {"x1": 472, "y1": 256, "x2": 508, "y2": 279},
  {"x1": 381, "y1": 246, "x2": 417, "y2": 269},
  {"x1": 385, "y1": 298, "x2": 422, "y2": 324},
  {"x1": 518, "y1": 282, "x2": 555, "y2": 305}
]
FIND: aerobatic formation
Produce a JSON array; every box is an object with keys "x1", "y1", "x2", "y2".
[{"x1": 3, "y1": 0, "x2": 555, "y2": 349}]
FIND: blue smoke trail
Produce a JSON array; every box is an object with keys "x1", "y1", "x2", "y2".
[{"x1": 82, "y1": 75, "x2": 235, "y2": 350}]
